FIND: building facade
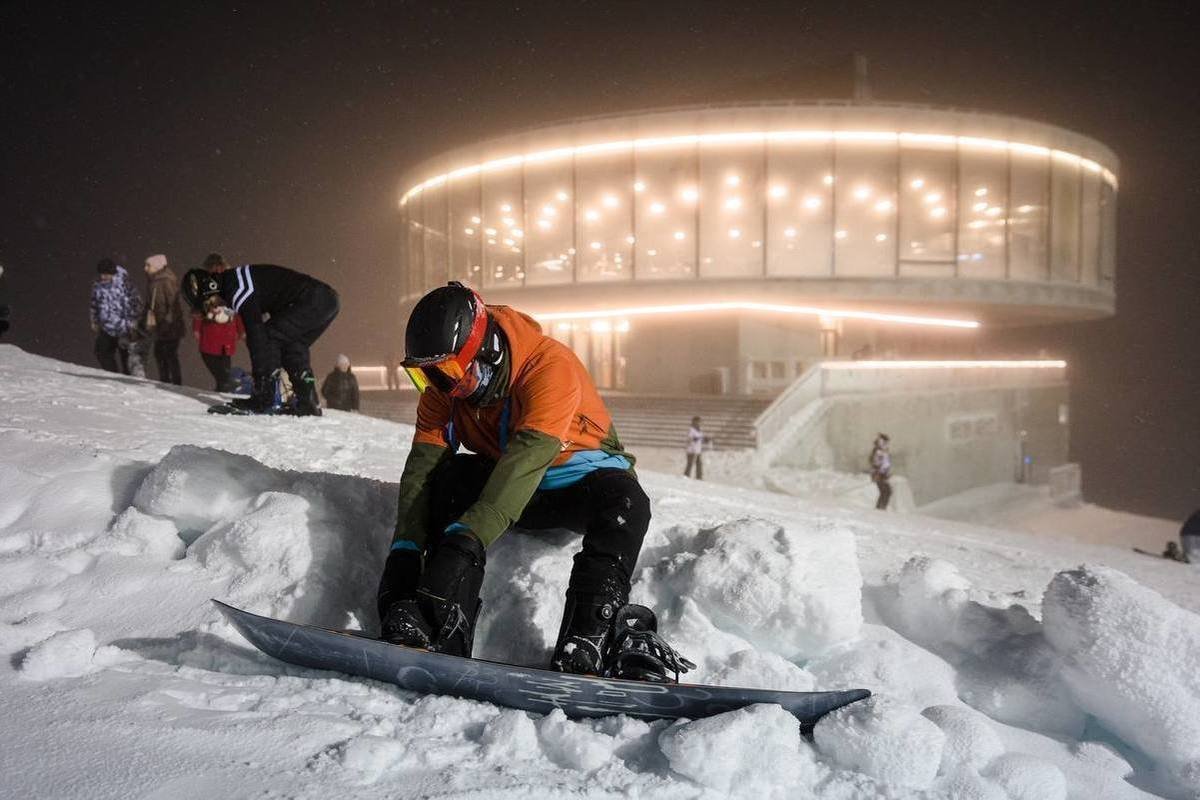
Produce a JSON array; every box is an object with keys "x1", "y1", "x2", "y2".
[{"x1": 398, "y1": 103, "x2": 1117, "y2": 396}]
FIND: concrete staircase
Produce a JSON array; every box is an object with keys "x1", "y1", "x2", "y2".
[{"x1": 359, "y1": 391, "x2": 770, "y2": 451}]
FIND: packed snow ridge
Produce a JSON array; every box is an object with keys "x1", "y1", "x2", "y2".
[{"x1": 1, "y1": 345, "x2": 1197, "y2": 799}]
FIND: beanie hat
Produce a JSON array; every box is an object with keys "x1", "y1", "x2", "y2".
[
  {"x1": 145, "y1": 254, "x2": 168, "y2": 272},
  {"x1": 202, "y1": 252, "x2": 228, "y2": 270},
  {"x1": 96, "y1": 258, "x2": 117, "y2": 275}
]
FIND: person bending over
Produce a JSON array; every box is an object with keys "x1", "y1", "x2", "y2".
[{"x1": 182, "y1": 263, "x2": 338, "y2": 416}]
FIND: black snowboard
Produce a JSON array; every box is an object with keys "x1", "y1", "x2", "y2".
[{"x1": 214, "y1": 600, "x2": 870, "y2": 727}]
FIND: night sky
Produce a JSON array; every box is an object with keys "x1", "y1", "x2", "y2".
[{"x1": 1, "y1": 2, "x2": 1197, "y2": 521}]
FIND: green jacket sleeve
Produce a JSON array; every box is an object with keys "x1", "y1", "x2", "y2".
[
  {"x1": 457, "y1": 428, "x2": 562, "y2": 547},
  {"x1": 391, "y1": 442, "x2": 452, "y2": 550}
]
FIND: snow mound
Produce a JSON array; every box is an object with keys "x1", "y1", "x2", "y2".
[
  {"x1": 1043, "y1": 565, "x2": 1200, "y2": 792},
  {"x1": 921, "y1": 704, "x2": 1005, "y2": 775},
  {"x1": 19, "y1": 628, "x2": 99, "y2": 680},
  {"x1": 130, "y1": 444, "x2": 396, "y2": 627},
  {"x1": 879, "y1": 556, "x2": 1084, "y2": 736},
  {"x1": 813, "y1": 695, "x2": 945, "y2": 789},
  {"x1": 643, "y1": 517, "x2": 862, "y2": 660},
  {"x1": 659, "y1": 704, "x2": 822, "y2": 795},
  {"x1": 981, "y1": 752, "x2": 1067, "y2": 800}
]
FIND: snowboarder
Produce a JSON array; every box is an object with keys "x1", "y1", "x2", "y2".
[
  {"x1": 181, "y1": 263, "x2": 339, "y2": 415},
  {"x1": 376, "y1": 282, "x2": 693, "y2": 683},
  {"x1": 89, "y1": 258, "x2": 143, "y2": 375},
  {"x1": 684, "y1": 416, "x2": 708, "y2": 480},
  {"x1": 870, "y1": 433, "x2": 892, "y2": 510},
  {"x1": 320, "y1": 354, "x2": 360, "y2": 412}
]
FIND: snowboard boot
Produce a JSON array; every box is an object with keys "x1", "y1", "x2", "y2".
[
  {"x1": 230, "y1": 371, "x2": 285, "y2": 414},
  {"x1": 382, "y1": 532, "x2": 485, "y2": 657},
  {"x1": 377, "y1": 548, "x2": 425, "y2": 644},
  {"x1": 292, "y1": 369, "x2": 323, "y2": 417},
  {"x1": 550, "y1": 579, "x2": 628, "y2": 676},
  {"x1": 604, "y1": 604, "x2": 696, "y2": 684}
]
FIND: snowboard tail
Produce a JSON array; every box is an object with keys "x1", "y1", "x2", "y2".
[{"x1": 214, "y1": 600, "x2": 869, "y2": 726}]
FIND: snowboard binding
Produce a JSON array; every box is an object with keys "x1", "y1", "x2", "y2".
[{"x1": 606, "y1": 604, "x2": 696, "y2": 684}]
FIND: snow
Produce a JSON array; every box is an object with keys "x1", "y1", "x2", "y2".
[{"x1": 1, "y1": 344, "x2": 1196, "y2": 799}]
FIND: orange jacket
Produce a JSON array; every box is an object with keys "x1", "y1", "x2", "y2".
[{"x1": 412, "y1": 305, "x2": 617, "y2": 462}]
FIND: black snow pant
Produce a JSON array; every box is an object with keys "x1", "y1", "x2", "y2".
[
  {"x1": 256, "y1": 284, "x2": 340, "y2": 384},
  {"x1": 154, "y1": 338, "x2": 182, "y2": 385},
  {"x1": 94, "y1": 331, "x2": 129, "y2": 374},
  {"x1": 874, "y1": 476, "x2": 892, "y2": 510},
  {"x1": 201, "y1": 352, "x2": 232, "y2": 391},
  {"x1": 424, "y1": 453, "x2": 651, "y2": 598},
  {"x1": 684, "y1": 452, "x2": 703, "y2": 480}
]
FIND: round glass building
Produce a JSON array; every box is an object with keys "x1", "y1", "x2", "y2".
[{"x1": 398, "y1": 103, "x2": 1117, "y2": 395}]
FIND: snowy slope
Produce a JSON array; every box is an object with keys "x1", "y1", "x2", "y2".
[{"x1": 2, "y1": 345, "x2": 1198, "y2": 799}]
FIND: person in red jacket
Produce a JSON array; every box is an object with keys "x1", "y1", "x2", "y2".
[{"x1": 192, "y1": 253, "x2": 245, "y2": 391}]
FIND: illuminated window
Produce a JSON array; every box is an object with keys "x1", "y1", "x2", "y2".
[
  {"x1": 700, "y1": 143, "x2": 763, "y2": 277},
  {"x1": 635, "y1": 146, "x2": 697, "y2": 280},
  {"x1": 1050, "y1": 156, "x2": 1081, "y2": 283},
  {"x1": 957, "y1": 149, "x2": 1007, "y2": 279},
  {"x1": 524, "y1": 160, "x2": 573, "y2": 286},
  {"x1": 423, "y1": 185, "x2": 449, "y2": 287},
  {"x1": 576, "y1": 145, "x2": 633, "y2": 282},
  {"x1": 482, "y1": 170, "x2": 523, "y2": 288},
  {"x1": 834, "y1": 141, "x2": 896, "y2": 277},
  {"x1": 767, "y1": 140, "x2": 833, "y2": 276},
  {"x1": 1079, "y1": 169, "x2": 1100, "y2": 287},
  {"x1": 1009, "y1": 152, "x2": 1049, "y2": 281},
  {"x1": 899, "y1": 142, "x2": 955, "y2": 276}
]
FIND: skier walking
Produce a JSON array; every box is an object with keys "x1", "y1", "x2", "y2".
[
  {"x1": 870, "y1": 433, "x2": 892, "y2": 510},
  {"x1": 181, "y1": 263, "x2": 338, "y2": 415},
  {"x1": 376, "y1": 282, "x2": 692, "y2": 682},
  {"x1": 684, "y1": 416, "x2": 708, "y2": 480}
]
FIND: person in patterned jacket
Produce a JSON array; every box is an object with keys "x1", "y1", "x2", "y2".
[{"x1": 89, "y1": 259, "x2": 143, "y2": 375}]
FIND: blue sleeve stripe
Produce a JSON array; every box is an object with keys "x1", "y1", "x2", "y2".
[
  {"x1": 390, "y1": 540, "x2": 420, "y2": 552},
  {"x1": 444, "y1": 522, "x2": 472, "y2": 536}
]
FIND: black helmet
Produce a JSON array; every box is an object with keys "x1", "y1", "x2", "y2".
[
  {"x1": 403, "y1": 282, "x2": 503, "y2": 398},
  {"x1": 182, "y1": 268, "x2": 221, "y2": 311}
]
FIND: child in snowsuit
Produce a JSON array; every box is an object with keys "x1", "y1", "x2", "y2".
[
  {"x1": 182, "y1": 263, "x2": 338, "y2": 415},
  {"x1": 376, "y1": 282, "x2": 692, "y2": 683}
]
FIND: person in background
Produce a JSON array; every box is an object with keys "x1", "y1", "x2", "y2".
[
  {"x1": 143, "y1": 254, "x2": 186, "y2": 384},
  {"x1": 89, "y1": 258, "x2": 142, "y2": 374},
  {"x1": 181, "y1": 262, "x2": 339, "y2": 416},
  {"x1": 684, "y1": 416, "x2": 708, "y2": 480},
  {"x1": 385, "y1": 350, "x2": 402, "y2": 391},
  {"x1": 321, "y1": 353, "x2": 361, "y2": 412},
  {"x1": 870, "y1": 433, "x2": 892, "y2": 510},
  {"x1": 1179, "y1": 509, "x2": 1200, "y2": 564},
  {"x1": 192, "y1": 253, "x2": 243, "y2": 391}
]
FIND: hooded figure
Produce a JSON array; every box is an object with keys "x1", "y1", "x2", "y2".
[
  {"x1": 320, "y1": 354, "x2": 360, "y2": 411},
  {"x1": 90, "y1": 259, "x2": 143, "y2": 374},
  {"x1": 870, "y1": 433, "x2": 892, "y2": 510}
]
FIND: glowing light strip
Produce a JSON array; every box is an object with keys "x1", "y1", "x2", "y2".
[
  {"x1": 531, "y1": 302, "x2": 980, "y2": 329},
  {"x1": 401, "y1": 129, "x2": 1118, "y2": 206},
  {"x1": 822, "y1": 359, "x2": 1065, "y2": 369}
]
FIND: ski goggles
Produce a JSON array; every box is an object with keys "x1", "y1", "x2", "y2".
[{"x1": 403, "y1": 356, "x2": 488, "y2": 399}]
